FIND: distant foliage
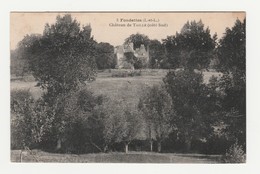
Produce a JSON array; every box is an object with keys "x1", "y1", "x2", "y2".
[
  {"x1": 162, "y1": 20, "x2": 217, "y2": 70},
  {"x1": 11, "y1": 34, "x2": 41, "y2": 77},
  {"x1": 223, "y1": 141, "x2": 246, "y2": 163},
  {"x1": 148, "y1": 39, "x2": 167, "y2": 69},
  {"x1": 95, "y1": 42, "x2": 117, "y2": 69},
  {"x1": 124, "y1": 52, "x2": 137, "y2": 66},
  {"x1": 124, "y1": 52, "x2": 147, "y2": 69},
  {"x1": 10, "y1": 49, "x2": 30, "y2": 77},
  {"x1": 124, "y1": 33, "x2": 150, "y2": 50},
  {"x1": 111, "y1": 70, "x2": 141, "y2": 77}
]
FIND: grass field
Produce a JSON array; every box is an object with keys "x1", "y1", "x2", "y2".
[
  {"x1": 11, "y1": 69, "x2": 222, "y2": 104},
  {"x1": 11, "y1": 150, "x2": 222, "y2": 163}
]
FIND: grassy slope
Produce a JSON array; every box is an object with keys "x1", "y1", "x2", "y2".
[
  {"x1": 11, "y1": 150, "x2": 222, "y2": 163},
  {"x1": 86, "y1": 75, "x2": 164, "y2": 107},
  {"x1": 10, "y1": 70, "x2": 221, "y2": 103},
  {"x1": 11, "y1": 70, "x2": 167, "y2": 106}
]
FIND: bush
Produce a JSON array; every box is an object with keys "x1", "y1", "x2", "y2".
[
  {"x1": 122, "y1": 61, "x2": 134, "y2": 69},
  {"x1": 129, "y1": 70, "x2": 142, "y2": 77},
  {"x1": 111, "y1": 70, "x2": 142, "y2": 77},
  {"x1": 11, "y1": 90, "x2": 52, "y2": 149},
  {"x1": 11, "y1": 88, "x2": 108, "y2": 153},
  {"x1": 11, "y1": 90, "x2": 33, "y2": 149},
  {"x1": 223, "y1": 141, "x2": 246, "y2": 163},
  {"x1": 60, "y1": 89, "x2": 106, "y2": 153},
  {"x1": 112, "y1": 71, "x2": 128, "y2": 77},
  {"x1": 202, "y1": 135, "x2": 233, "y2": 155}
]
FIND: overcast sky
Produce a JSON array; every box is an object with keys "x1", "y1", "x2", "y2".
[{"x1": 10, "y1": 12, "x2": 245, "y2": 50}]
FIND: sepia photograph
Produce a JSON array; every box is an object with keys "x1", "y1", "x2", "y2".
[{"x1": 10, "y1": 12, "x2": 246, "y2": 163}]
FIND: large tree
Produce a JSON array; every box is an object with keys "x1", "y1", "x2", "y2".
[
  {"x1": 61, "y1": 89, "x2": 106, "y2": 153},
  {"x1": 163, "y1": 20, "x2": 217, "y2": 70},
  {"x1": 162, "y1": 35, "x2": 180, "y2": 69},
  {"x1": 100, "y1": 99, "x2": 142, "y2": 153},
  {"x1": 138, "y1": 85, "x2": 173, "y2": 152},
  {"x1": 217, "y1": 19, "x2": 245, "y2": 74},
  {"x1": 18, "y1": 14, "x2": 98, "y2": 150},
  {"x1": 20, "y1": 14, "x2": 97, "y2": 103},
  {"x1": 215, "y1": 18, "x2": 246, "y2": 146},
  {"x1": 163, "y1": 70, "x2": 213, "y2": 151}
]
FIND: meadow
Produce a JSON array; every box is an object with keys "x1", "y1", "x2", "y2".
[{"x1": 11, "y1": 69, "x2": 221, "y2": 104}]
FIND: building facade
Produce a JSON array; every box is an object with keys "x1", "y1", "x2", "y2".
[{"x1": 114, "y1": 43, "x2": 149, "y2": 69}]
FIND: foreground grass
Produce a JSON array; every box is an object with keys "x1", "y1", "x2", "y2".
[{"x1": 11, "y1": 150, "x2": 222, "y2": 163}]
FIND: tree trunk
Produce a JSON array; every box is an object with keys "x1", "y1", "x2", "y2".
[
  {"x1": 56, "y1": 138, "x2": 62, "y2": 151},
  {"x1": 150, "y1": 140, "x2": 153, "y2": 152},
  {"x1": 103, "y1": 145, "x2": 108, "y2": 153},
  {"x1": 89, "y1": 138, "x2": 103, "y2": 152},
  {"x1": 157, "y1": 141, "x2": 162, "y2": 153},
  {"x1": 125, "y1": 143, "x2": 129, "y2": 153},
  {"x1": 19, "y1": 150, "x2": 23, "y2": 162},
  {"x1": 185, "y1": 138, "x2": 192, "y2": 152}
]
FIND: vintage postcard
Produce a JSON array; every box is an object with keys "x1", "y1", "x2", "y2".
[{"x1": 10, "y1": 12, "x2": 245, "y2": 163}]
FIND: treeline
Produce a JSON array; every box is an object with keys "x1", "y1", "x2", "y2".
[
  {"x1": 11, "y1": 22, "x2": 116, "y2": 77},
  {"x1": 11, "y1": 14, "x2": 245, "y2": 162},
  {"x1": 11, "y1": 17, "x2": 243, "y2": 74}
]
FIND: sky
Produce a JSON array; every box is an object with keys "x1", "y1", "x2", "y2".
[{"x1": 10, "y1": 12, "x2": 245, "y2": 50}]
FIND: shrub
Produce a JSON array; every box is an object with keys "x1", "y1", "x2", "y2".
[
  {"x1": 122, "y1": 61, "x2": 134, "y2": 69},
  {"x1": 223, "y1": 141, "x2": 246, "y2": 163},
  {"x1": 111, "y1": 70, "x2": 142, "y2": 78},
  {"x1": 11, "y1": 90, "x2": 52, "y2": 149},
  {"x1": 202, "y1": 135, "x2": 233, "y2": 155},
  {"x1": 11, "y1": 88, "x2": 108, "y2": 153},
  {"x1": 60, "y1": 89, "x2": 106, "y2": 153},
  {"x1": 128, "y1": 70, "x2": 141, "y2": 77},
  {"x1": 11, "y1": 90, "x2": 33, "y2": 149},
  {"x1": 112, "y1": 71, "x2": 128, "y2": 77}
]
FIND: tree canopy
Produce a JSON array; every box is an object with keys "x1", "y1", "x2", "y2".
[
  {"x1": 217, "y1": 19, "x2": 245, "y2": 74},
  {"x1": 138, "y1": 85, "x2": 173, "y2": 152},
  {"x1": 148, "y1": 39, "x2": 167, "y2": 68},
  {"x1": 124, "y1": 33, "x2": 150, "y2": 50},
  {"x1": 11, "y1": 34, "x2": 41, "y2": 77},
  {"x1": 95, "y1": 42, "x2": 117, "y2": 69},
  {"x1": 20, "y1": 14, "x2": 97, "y2": 103},
  {"x1": 214, "y1": 18, "x2": 246, "y2": 146},
  {"x1": 163, "y1": 20, "x2": 217, "y2": 70},
  {"x1": 163, "y1": 70, "x2": 214, "y2": 151}
]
